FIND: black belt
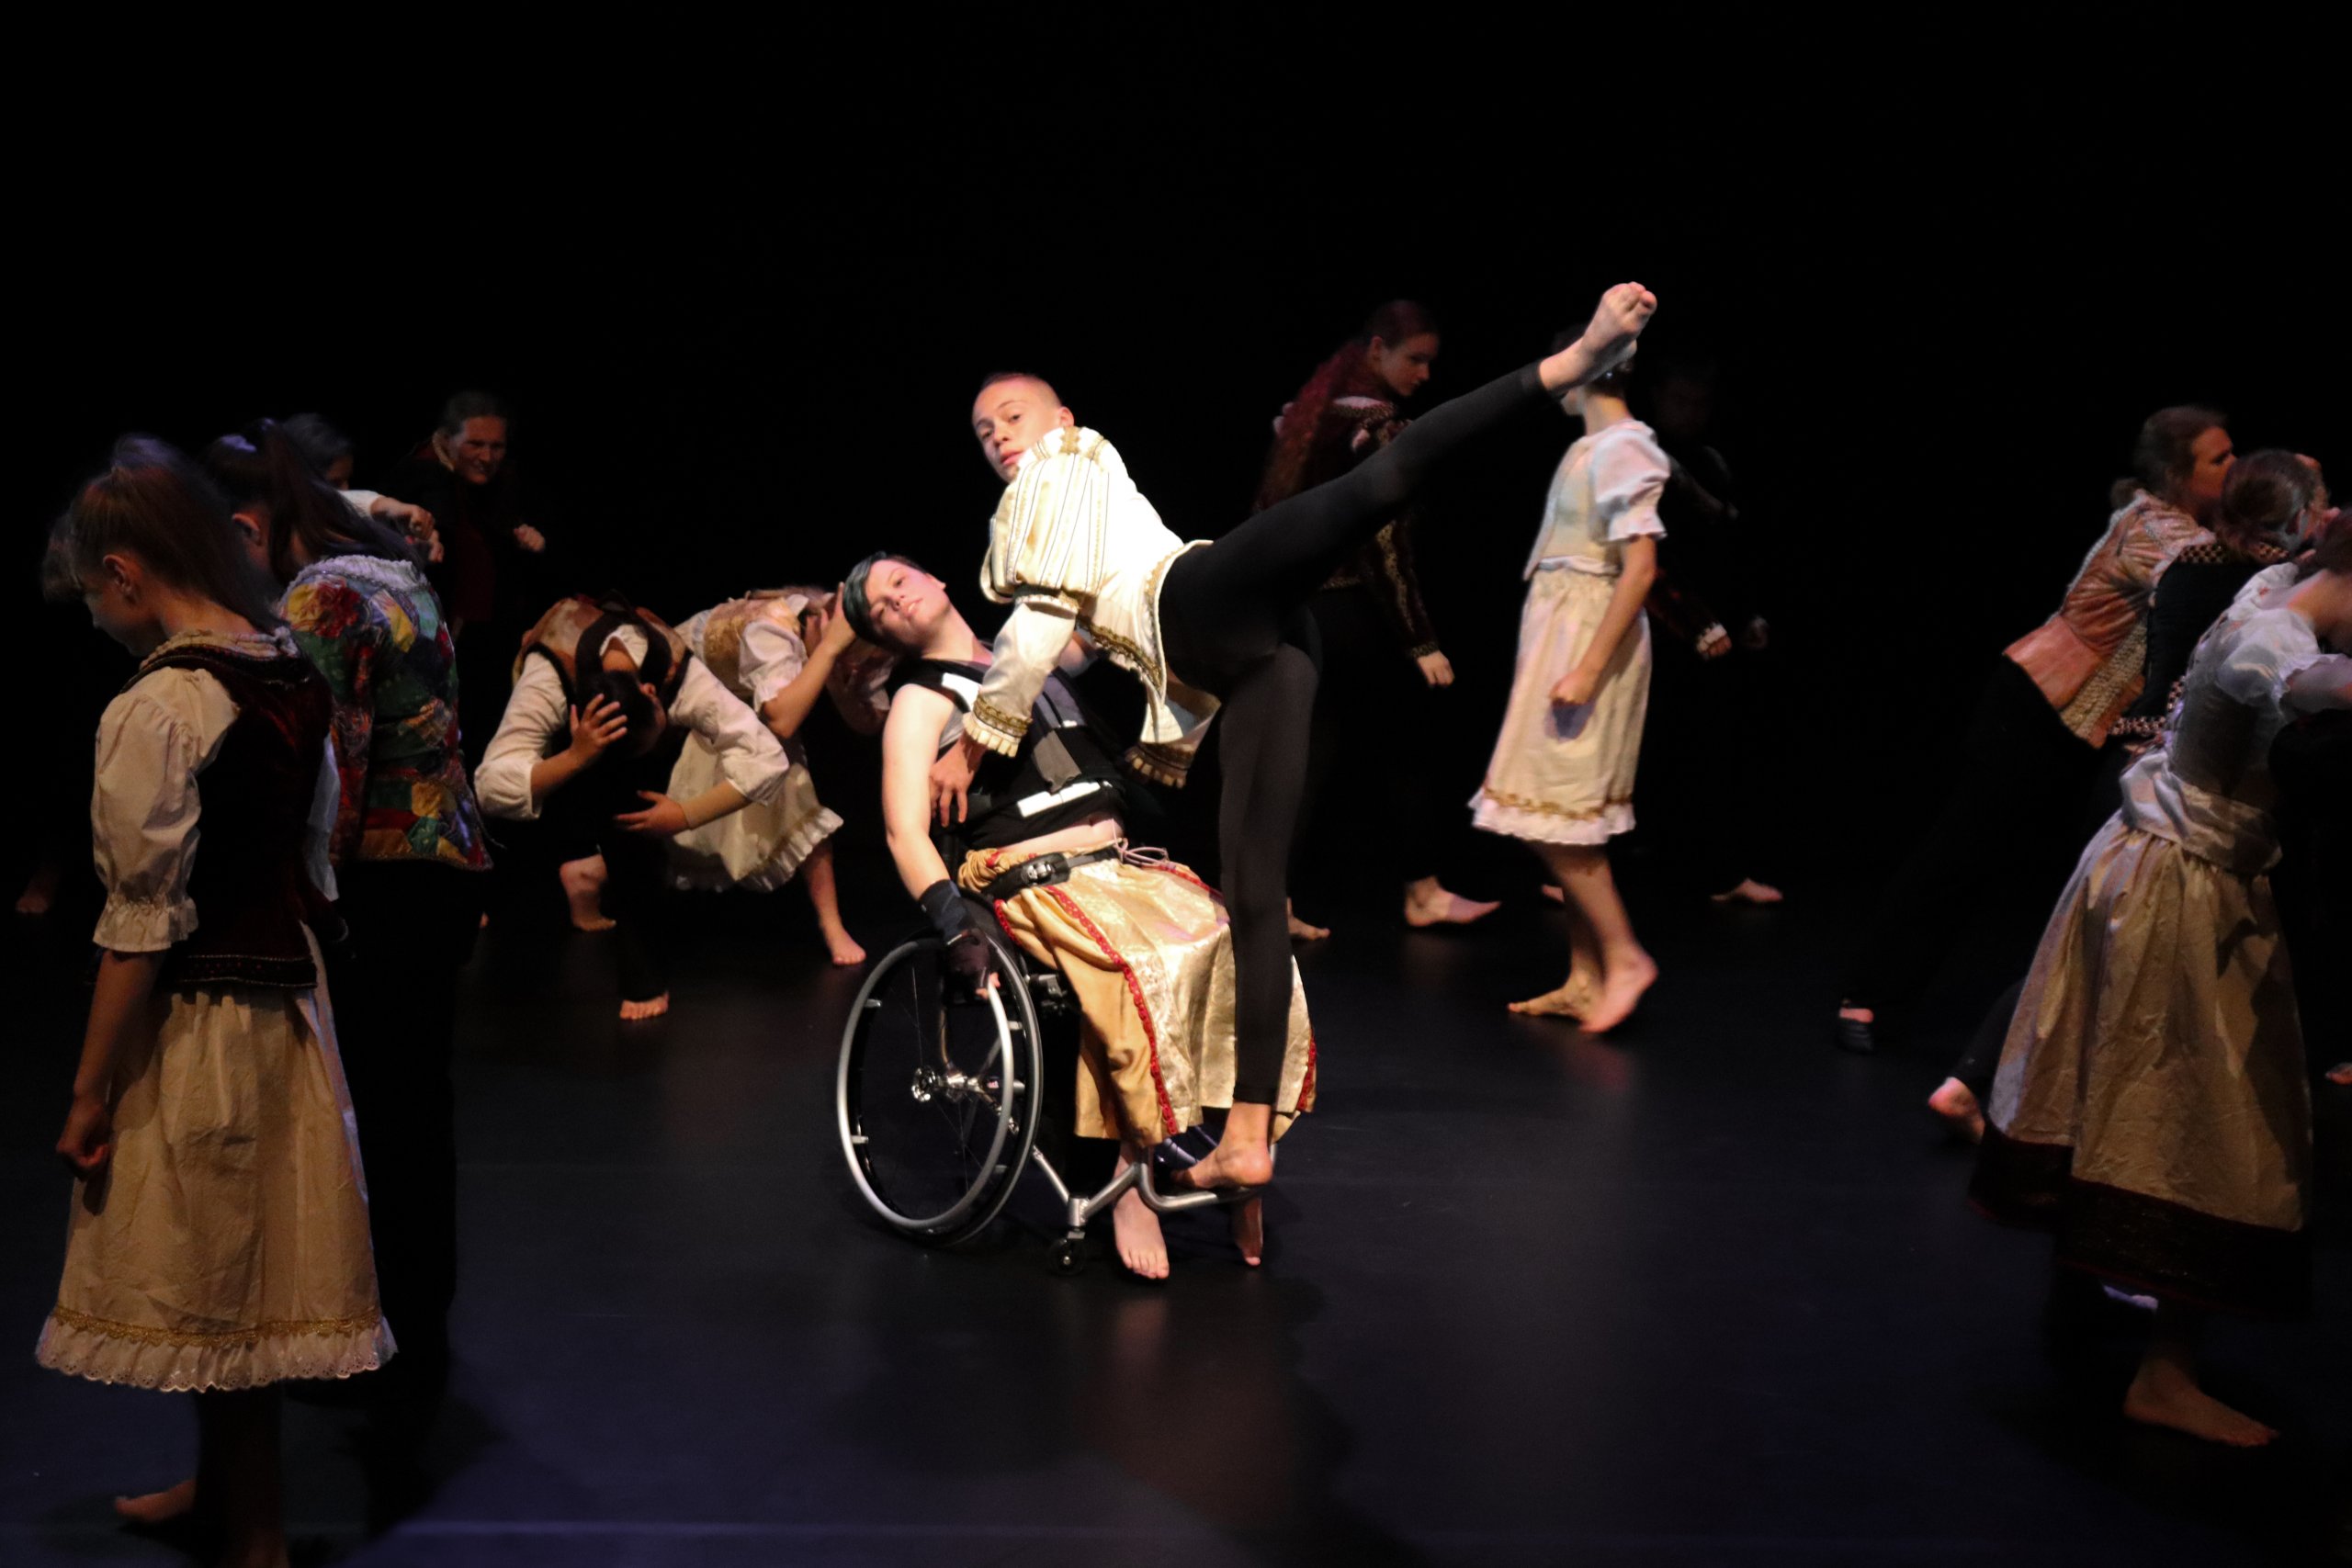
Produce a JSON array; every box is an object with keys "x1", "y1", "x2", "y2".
[{"x1": 974, "y1": 846, "x2": 1123, "y2": 902}]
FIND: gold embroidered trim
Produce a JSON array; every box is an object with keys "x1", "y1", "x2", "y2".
[
  {"x1": 972, "y1": 697, "x2": 1031, "y2": 739},
  {"x1": 1473, "y1": 785, "x2": 1634, "y2": 819},
  {"x1": 47, "y1": 1303, "x2": 384, "y2": 1349}
]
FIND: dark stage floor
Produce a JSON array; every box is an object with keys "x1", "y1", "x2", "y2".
[{"x1": 5, "y1": 860, "x2": 2348, "y2": 1567}]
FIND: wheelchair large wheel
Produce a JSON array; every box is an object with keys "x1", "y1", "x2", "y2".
[{"x1": 837, "y1": 926, "x2": 1046, "y2": 1246}]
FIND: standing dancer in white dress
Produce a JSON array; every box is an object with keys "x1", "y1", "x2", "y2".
[{"x1": 1472, "y1": 347, "x2": 1664, "y2": 1033}]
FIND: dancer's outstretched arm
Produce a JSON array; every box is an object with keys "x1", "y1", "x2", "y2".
[{"x1": 1538, "y1": 283, "x2": 1656, "y2": 394}]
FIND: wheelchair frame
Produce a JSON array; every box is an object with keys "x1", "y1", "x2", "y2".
[{"x1": 836, "y1": 914, "x2": 1236, "y2": 1274}]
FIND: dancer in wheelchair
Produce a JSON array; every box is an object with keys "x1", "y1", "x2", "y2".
[
  {"x1": 845, "y1": 552, "x2": 1315, "y2": 1279},
  {"x1": 930, "y1": 284, "x2": 1656, "y2": 1199}
]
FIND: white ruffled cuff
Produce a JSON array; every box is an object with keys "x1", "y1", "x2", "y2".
[{"x1": 91, "y1": 894, "x2": 198, "y2": 953}]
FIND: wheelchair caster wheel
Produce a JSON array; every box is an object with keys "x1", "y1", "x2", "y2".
[{"x1": 1051, "y1": 1239, "x2": 1085, "y2": 1276}]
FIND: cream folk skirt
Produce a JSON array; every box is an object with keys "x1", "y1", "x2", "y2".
[
  {"x1": 667, "y1": 736, "x2": 842, "y2": 893},
  {"x1": 1471, "y1": 568, "x2": 1651, "y2": 846},
  {"x1": 37, "y1": 936, "x2": 392, "y2": 1391},
  {"x1": 1972, "y1": 816, "x2": 2310, "y2": 1314},
  {"x1": 958, "y1": 847, "x2": 1316, "y2": 1146}
]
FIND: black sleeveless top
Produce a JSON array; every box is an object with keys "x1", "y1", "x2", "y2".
[{"x1": 891, "y1": 659, "x2": 1128, "y2": 851}]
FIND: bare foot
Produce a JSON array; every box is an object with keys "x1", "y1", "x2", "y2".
[
  {"x1": 1111, "y1": 1186, "x2": 1169, "y2": 1280},
  {"x1": 1173, "y1": 1138, "x2": 1274, "y2": 1193},
  {"x1": 1509, "y1": 976, "x2": 1599, "y2": 1019},
  {"x1": 114, "y1": 1477, "x2": 198, "y2": 1526},
  {"x1": 2328, "y1": 1063, "x2": 2352, "y2": 1087},
  {"x1": 823, "y1": 928, "x2": 867, "y2": 967},
  {"x1": 1927, "y1": 1077, "x2": 1987, "y2": 1143},
  {"x1": 1231, "y1": 1196, "x2": 1264, "y2": 1267},
  {"x1": 1404, "y1": 880, "x2": 1503, "y2": 928},
  {"x1": 1577, "y1": 953, "x2": 1657, "y2": 1035},
  {"x1": 1286, "y1": 900, "x2": 1329, "y2": 942},
  {"x1": 1709, "y1": 878, "x2": 1785, "y2": 906},
  {"x1": 560, "y1": 857, "x2": 616, "y2": 932},
  {"x1": 618, "y1": 992, "x2": 671, "y2": 1021},
  {"x1": 2123, "y1": 1363, "x2": 2278, "y2": 1447}
]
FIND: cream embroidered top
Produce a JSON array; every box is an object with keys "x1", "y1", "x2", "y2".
[
  {"x1": 1522, "y1": 419, "x2": 1669, "y2": 579},
  {"x1": 91, "y1": 629, "x2": 340, "y2": 953},
  {"x1": 969, "y1": 426, "x2": 1217, "y2": 786}
]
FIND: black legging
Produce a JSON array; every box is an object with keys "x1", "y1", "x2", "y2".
[{"x1": 1159, "y1": 363, "x2": 1547, "y2": 1101}]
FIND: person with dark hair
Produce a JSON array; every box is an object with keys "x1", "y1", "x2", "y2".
[
  {"x1": 384, "y1": 390, "x2": 554, "y2": 764},
  {"x1": 282, "y1": 411, "x2": 443, "y2": 561},
  {"x1": 665, "y1": 585, "x2": 895, "y2": 966},
  {"x1": 848, "y1": 551, "x2": 1314, "y2": 1278},
  {"x1": 36, "y1": 437, "x2": 389, "y2": 1561},
  {"x1": 1258, "y1": 301, "x2": 1500, "y2": 932},
  {"x1": 475, "y1": 594, "x2": 787, "y2": 1019},
  {"x1": 208, "y1": 418, "x2": 492, "y2": 1466},
  {"x1": 1836, "y1": 404, "x2": 2232, "y2": 1055},
  {"x1": 1634, "y1": 356, "x2": 1784, "y2": 907},
  {"x1": 1469, "y1": 344, "x2": 1662, "y2": 1032},
  {"x1": 933, "y1": 284, "x2": 1656, "y2": 1198},
  {"x1": 1972, "y1": 529, "x2": 2352, "y2": 1449}
]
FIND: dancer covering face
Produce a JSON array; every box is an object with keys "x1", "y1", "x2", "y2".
[{"x1": 930, "y1": 285, "x2": 1656, "y2": 1194}]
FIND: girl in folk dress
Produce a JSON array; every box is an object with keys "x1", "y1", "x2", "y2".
[
  {"x1": 1471, "y1": 346, "x2": 1664, "y2": 1033},
  {"x1": 1972, "y1": 521, "x2": 2352, "y2": 1448},
  {"x1": 668, "y1": 584, "x2": 893, "y2": 966},
  {"x1": 37, "y1": 439, "x2": 390, "y2": 1568}
]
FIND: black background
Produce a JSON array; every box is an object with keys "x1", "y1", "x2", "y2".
[{"x1": 11, "y1": 33, "x2": 2342, "y2": 899}]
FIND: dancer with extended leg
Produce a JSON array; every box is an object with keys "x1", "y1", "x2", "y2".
[
  {"x1": 1470, "y1": 344, "x2": 1662, "y2": 1032},
  {"x1": 929, "y1": 284, "x2": 1657, "y2": 1194}
]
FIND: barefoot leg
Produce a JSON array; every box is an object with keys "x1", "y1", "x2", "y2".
[
  {"x1": 800, "y1": 842, "x2": 865, "y2": 965},
  {"x1": 1174, "y1": 1102, "x2": 1277, "y2": 1192},
  {"x1": 197, "y1": 1389, "x2": 288, "y2": 1568},
  {"x1": 2123, "y1": 1303, "x2": 2278, "y2": 1447},
  {"x1": 560, "y1": 855, "x2": 615, "y2": 932},
  {"x1": 1109, "y1": 1143, "x2": 1169, "y2": 1280},
  {"x1": 1536, "y1": 844, "x2": 1654, "y2": 1034},
  {"x1": 1231, "y1": 1195, "x2": 1265, "y2": 1267}
]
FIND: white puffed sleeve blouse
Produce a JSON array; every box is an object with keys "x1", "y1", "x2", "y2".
[{"x1": 90, "y1": 642, "x2": 339, "y2": 953}]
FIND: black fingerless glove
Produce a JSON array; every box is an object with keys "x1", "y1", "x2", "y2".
[{"x1": 919, "y1": 881, "x2": 993, "y2": 991}]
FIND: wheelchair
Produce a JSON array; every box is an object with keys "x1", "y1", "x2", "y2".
[{"x1": 835, "y1": 896, "x2": 1236, "y2": 1274}]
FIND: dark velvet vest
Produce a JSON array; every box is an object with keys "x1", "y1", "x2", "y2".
[{"x1": 134, "y1": 643, "x2": 339, "y2": 988}]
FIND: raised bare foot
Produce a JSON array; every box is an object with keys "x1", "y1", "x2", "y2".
[
  {"x1": 618, "y1": 992, "x2": 671, "y2": 1021},
  {"x1": 1286, "y1": 900, "x2": 1329, "y2": 942},
  {"x1": 1577, "y1": 953, "x2": 1657, "y2": 1034},
  {"x1": 1709, "y1": 878, "x2": 1784, "y2": 906},
  {"x1": 1578, "y1": 283, "x2": 1658, "y2": 372},
  {"x1": 1110, "y1": 1186, "x2": 1169, "y2": 1280},
  {"x1": 560, "y1": 857, "x2": 616, "y2": 932},
  {"x1": 1174, "y1": 1138, "x2": 1274, "y2": 1193},
  {"x1": 1231, "y1": 1196, "x2": 1264, "y2": 1267},
  {"x1": 1927, "y1": 1077, "x2": 1986, "y2": 1143},
  {"x1": 823, "y1": 929, "x2": 868, "y2": 967},
  {"x1": 1404, "y1": 880, "x2": 1503, "y2": 928},
  {"x1": 114, "y1": 1477, "x2": 198, "y2": 1526},
  {"x1": 2123, "y1": 1364, "x2": 2278, "y2": 1447},
  {"x1": 1509, "y1": 976, "x2": 1599, "y2": 1019}
]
